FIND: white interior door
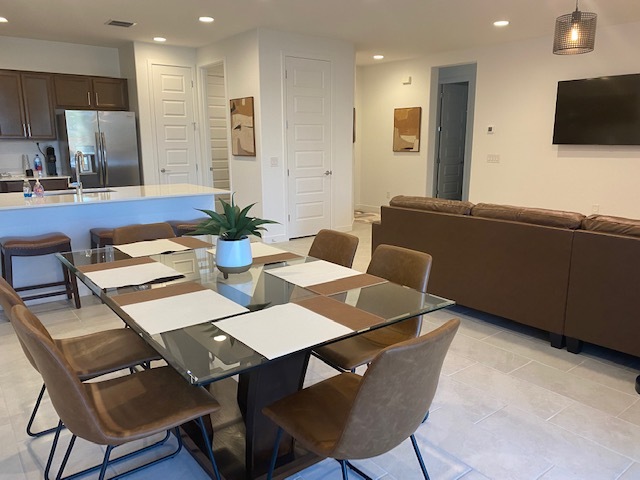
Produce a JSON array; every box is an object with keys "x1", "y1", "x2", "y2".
[
  {"x1": 150, "y1": 64, "x2": 198, "y2": 185},
  {"x1": 285, "y1": 56, "x2": 332, "y2": 238}
]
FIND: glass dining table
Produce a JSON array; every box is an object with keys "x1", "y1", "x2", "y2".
[{"x1": 57, "y1": 239, "x2": 454, "y2": 480}]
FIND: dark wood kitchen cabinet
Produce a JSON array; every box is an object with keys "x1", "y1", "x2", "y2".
[
  {"x1": 0, "y1": 70, "x2": 56, "y2": 140},
  {"x1": 53, "y1": 74, "x2": 128, "y2": 110},
  {"x1": 1, "y1": 177, "x2": 70, "y2": 193}
]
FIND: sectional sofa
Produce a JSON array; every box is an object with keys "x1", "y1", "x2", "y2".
[{"x1": 371, "y1": 196, "x2": 640, "y2": 358}]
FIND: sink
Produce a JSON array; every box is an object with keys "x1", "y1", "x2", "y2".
[{"x1": 44, "y1": 188, "x2": 115, "y2": 196}]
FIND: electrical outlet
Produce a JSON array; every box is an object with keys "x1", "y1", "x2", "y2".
[
  {"x1": 270, "y1": 157, "x2": 278, "y2": 167},
  {"x1": 592, "y1": 204, "x2": 600, "y2": 214},
  {"x1": 487, "y1": 154, "x2": 500, "y2": 163},
  {"x1": 386, "y1": 191, "x2": 391, "y2": 199}
]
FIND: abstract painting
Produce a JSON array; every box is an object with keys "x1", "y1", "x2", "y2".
[
  {"x1": 230, "y1": 97, "x2": 256, "y2": 156},
  {"x1": 393, "y1": 107, "x2": 422, "y2": 152}
]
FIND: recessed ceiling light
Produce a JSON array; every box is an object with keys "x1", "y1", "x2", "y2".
[
  {"x1": 373, "y1": 54, "x2": 384, "y2": 60},
  {"x1": 153, "y1": 37, "x2": 167, "y2": 42},
  {"x1": 199, "y1": 16, "x2": 214, "y2": 23},
  {"x1": 494, "y1": 20, "x2": 510, "y2": 27},
  {"x1": 0, "y1": 17, "x2": 8, "y2": 23}
]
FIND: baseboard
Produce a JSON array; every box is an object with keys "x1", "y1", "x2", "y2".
[{"x1": 355, "y1": 204, "x2": 381, "y2": 214}]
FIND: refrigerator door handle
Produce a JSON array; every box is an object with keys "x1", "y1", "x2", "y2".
[
  {"x1": 101, "y1": 132, "x2": 109, "y2": 185},
  {"x1": 95, "y1": 132, "x2": 103, "y2": 185}
]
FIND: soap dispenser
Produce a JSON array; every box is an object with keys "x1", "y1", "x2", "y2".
[{"x1": 33, "y1": 177, "x2": 45, "y2": 197}]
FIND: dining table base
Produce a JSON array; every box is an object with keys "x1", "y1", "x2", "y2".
[{"x1": 179, "y1": 351, "x2": 320, "y2": 480}]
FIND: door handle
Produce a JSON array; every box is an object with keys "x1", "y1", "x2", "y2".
[
  {"x1": 324, "y1": 170, "x2": 333, "y2": 176},
  {"x1": 101, "y1": 132, "x2": 108, "y2": 184},
  {"x1": 161, "y1": 168, "x2": 171, "y2": 173},
  {"x1": 95, "y1": 132, "x2": 103, "y2": 185}
]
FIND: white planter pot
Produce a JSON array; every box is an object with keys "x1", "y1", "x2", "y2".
[{"x1": 216, "y1": 237, "x2": 252, "y2": 278}]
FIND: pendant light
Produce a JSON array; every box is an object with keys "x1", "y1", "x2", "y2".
[{"x1": 553, "y1": 0, "x2": 597, "y2": 55}]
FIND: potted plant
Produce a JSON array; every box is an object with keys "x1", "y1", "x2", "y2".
[{"x1": 190, "y1": 195, "x2": 278, "y2": 278}]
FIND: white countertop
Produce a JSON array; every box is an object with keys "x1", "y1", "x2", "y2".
[{"x1": 0, "y1": 184, "x2": 229, "y2": 211}]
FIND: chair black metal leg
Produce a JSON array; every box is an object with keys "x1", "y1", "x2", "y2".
[
  {"x1": 55, "y1": 434, "x2": 78, "y2": 480},
  {"x1": 98, "y1": 445, "x2": 114, "y2": 480},
  {"x1": 339, "y1": 459, "x2": 349, "y2": 480},
  {"x1": 26, "y1": 383, "x2": 60, "y2": 437},
  {"x1": 410, "y1": 434, "x2": 431, "y2": 480},
  {"x1": 345, "y1": 460, "x2": 373, "y2": 480},
  {"x1": 196, "y1": 417, "x2": 221, "y2": 480},
  {"x1": 44, "y1": 420, "x2": 65, "y2": 480},
  {"x1": 266, "y1": 426, "x2": 284, "y2": 480},
  {"x1": 421, "y1": 410, "x2": 430, "y2": 424}
]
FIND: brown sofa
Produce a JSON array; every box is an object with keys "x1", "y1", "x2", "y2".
[{"x1": 372, "y1": 196, "x2": 640, "y2": 357}]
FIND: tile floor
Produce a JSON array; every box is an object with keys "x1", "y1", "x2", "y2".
[{"x1": 1, "y1": 221, "x2": 639, "y2": 480}]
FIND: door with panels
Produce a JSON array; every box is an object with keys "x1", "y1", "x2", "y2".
[
  {"x1": 285, "y1": 56, "x2": 333, "y2": 238},
  {"x1": 150, "y1": 64, "x2": 199, "y2": 185}
]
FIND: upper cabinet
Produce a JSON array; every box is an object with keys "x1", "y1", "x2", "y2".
[
  {"x1": 0, "y1": 70, "x2": 56, "y2": 140},
  {"x1": 53, "y1": 74, "x2": 128, "y2": 111}
]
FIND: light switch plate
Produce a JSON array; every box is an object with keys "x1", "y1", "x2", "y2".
[{"x1": 487, "y1": 154, "x2": 500, "y2": 163}]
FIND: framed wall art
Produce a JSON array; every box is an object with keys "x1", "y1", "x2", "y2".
[
  {"x1": 393, "y1": 107, "x2": 422, "y2": 152},
  {"x1": 230, "y1": 97, "x2": 256, "y2": 156}
]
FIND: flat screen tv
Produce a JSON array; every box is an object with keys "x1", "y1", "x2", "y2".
[{"x1": 552, "y1": 73, "x2": 640, "y2": 145}]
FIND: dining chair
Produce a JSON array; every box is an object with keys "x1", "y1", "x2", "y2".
[
  {"x1": 0, "y1": 276, "x2": 160, "y2": 438},
  {"x1": 263, "y1": 318, "x2": 460, "y2": 480},
  {"x1": 308, "y1": 229, "x2": 359, "y2": 268},
  {"x1": 112, "y1": 221, "x2": 176, "y2": 245},
  {"x1": 11, "y1": 304, "x2": 222, "y2": 480},
  {"x1": 313, "y1": 244, "x2": 432, "y2": 371}
]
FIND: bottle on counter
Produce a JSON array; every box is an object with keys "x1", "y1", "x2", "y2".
[
  {"x1": 22, "y1": 179, "x2": 33, "y2": 198},
  {"x1": 33, "y1": 178, "x2": 45, "y2": 197},
  {"x1": 33, "y1": 154, "x2": 43, "y2": 177}
]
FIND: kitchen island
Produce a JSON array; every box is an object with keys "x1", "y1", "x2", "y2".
[{"x1": 0, "y1": 184, "x2": 228, "y2": 301}]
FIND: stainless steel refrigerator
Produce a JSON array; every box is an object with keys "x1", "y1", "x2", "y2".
[{"x1": 57, "y1": 110, "x2": 141, "y2": 188}]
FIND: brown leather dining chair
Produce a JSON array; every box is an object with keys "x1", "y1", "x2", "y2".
[
  {"x1": 313, "y1": 244, "x2": 432, "y2": 371},
  {"x1": 112, "y1": 221, "x2": 176, "y2": 245},
  {"x1": 11, "y1": 304, "x2": 222, "y2": 480},
  {"x1": 263, "y1": 318, "x2": 460, "y2": 480},
  {"x1": 0, "y1": 276, "x2": 160, "y2": 438},
  {"x1": 308, "y1": 229, "x2": 359, "y2": 268}
]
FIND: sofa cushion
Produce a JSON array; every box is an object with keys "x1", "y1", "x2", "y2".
[
  {"x1": 582, "y1": 215, "x2": 640, "y2": 238},
  {"x1": 471, "y1": 203, "x2": 585, "y2": 229},
  {"x1": 389, "y1": 196, "x2": 474, "y2": 215}
]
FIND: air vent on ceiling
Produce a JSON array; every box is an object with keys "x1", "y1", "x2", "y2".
[{"x1": 106, "y1": 19, "x2": 137, "y2": 28}]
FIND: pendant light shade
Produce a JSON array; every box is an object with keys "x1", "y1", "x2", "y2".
[{"x1": 553, "y1": 1, "x2": 597, "y2": 55}]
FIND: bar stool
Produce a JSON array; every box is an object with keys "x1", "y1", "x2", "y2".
[
  {"x1": 167, "y1": 218, "x2": 207, "y2": 237},
  {"x1": 89, "y1": 228, "x2": 115, "y2": 249},
  {"x1": 0, "y1": 233, "x2": 80, "y2": 309}
]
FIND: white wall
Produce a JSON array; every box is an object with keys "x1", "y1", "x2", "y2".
[
  {"x1": 357, "y1": 21, "x2": 640, "y2": 218},
  {"x1": 198, "y1": 29, "x2": 355, "y2": 242},
  {"x1": 197, "y1": 30, "x2": 261, "y2": 216},
  {"x1": 0, "y1": 36, "x2": 121, "y2": 173},
  {"x1": 256, "y1": 29, "x2": 355, "y2": 241}
]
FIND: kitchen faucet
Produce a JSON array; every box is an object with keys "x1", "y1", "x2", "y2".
[{"x1": 72, "y1": 151, "x2": 83, "y2": 195}]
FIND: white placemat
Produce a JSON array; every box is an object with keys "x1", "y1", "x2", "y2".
[
  {"x1": 265, "y1": 260, "x2": 362, "y2": 287},
  {"x1": 214, "y1": 303, "x2": 353, "y2": 360},
  {"x1": 84, "y1": 262, "x2": 183, "y2": 289},
  {"x1": 114, "y1": 238, "x2": 192, "y2": 257},
  {"x1": 121, "y1": 289, "x2": 249, "y2": 335}
]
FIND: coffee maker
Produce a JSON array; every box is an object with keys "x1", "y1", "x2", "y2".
[{"x1": 45, "y1": 146, "x2": 57, "y2": 176}]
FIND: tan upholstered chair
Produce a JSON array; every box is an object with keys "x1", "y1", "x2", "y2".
[
  {"x1": 308, "y1": 229, "x2": 359, "y2": 268},
  {"x1": 0, "y1": 277, "x2": 160, "y2": 438},
  {"x1": 263, "y1": 318, "x2": 460, "y2": 480},
  {"x1": 11, "y1": 304, "x2": 222, "y2": 480},
  {"x1": 112, "y1": 222, "x2": 176, "y2": 245},
  {"x1": 313, "y1": 244, "x2": 432, "y2": 371}
]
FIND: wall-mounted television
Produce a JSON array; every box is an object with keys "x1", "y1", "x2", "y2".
[{"x1": 552, "y1": 73, "x2": 640, "y2": 145}]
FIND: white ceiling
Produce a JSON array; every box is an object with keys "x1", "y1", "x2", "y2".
[{"x1": 1, "y1": 0, "x2": 639, "y2": 65}]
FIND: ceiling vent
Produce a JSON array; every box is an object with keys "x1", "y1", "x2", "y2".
[{"x1": 106, "y1": 19, "x2": 137, "y2": 28}]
